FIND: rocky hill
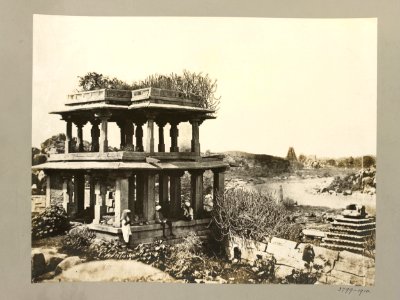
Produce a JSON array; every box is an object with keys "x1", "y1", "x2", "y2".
[{"x1": 223, "y1": 151, "x2": 290, "y2": 177}]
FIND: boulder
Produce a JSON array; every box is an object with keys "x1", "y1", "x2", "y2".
[
  {"x1": 343, "y1": 189, "x2": 352, "y2": 196},
  {"x1": 54, "y1": 260, "x2": 175, "y2": 282},
  {"x1": 31, "y1": 250, "x2": 46, "y2": 278},
  {"x1": 274, "y1": 265, "x2": 295, "y2": 279},
  {"x1": 36, "y1": 271, "x2": 56, "y2": 281},
  {"x1": 55, "y1": 256, "x2": 85, "y2": 275}
]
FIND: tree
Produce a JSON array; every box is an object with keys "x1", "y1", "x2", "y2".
[{"x1": 362, "y1": 156, "x2": 376, "y2": 168}]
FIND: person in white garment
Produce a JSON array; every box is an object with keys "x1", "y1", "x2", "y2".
[
  {"x1": 120, "y1": 209, "x2": 132, "y2": 245},
  {"x1": 183, "y1": 201, "x2": 194, "y2": 221}
]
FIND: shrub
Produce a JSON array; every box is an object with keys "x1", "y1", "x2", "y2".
[
  {"x1": 211, "y1": 188, "x2": 294, "y2": 243},
  {"x1": 77, "y1": 70, "x2": 221, "y2": 111},
  {"x1": 31, "y1": 205, "x2": 70, "y2": 240},
  {"x1": 62, "y1": 226, "x2": 96, "y2": 255}
]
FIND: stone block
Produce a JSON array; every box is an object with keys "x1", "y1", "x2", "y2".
[
  {"x1": 31, "y1": 250, "x2": 46, "y2": 278},
  {"x1": 55, "y1": 256, "x2": 85, "y2": 275},
  {"x1": 270, "y1": 237, "x2": 297, "y2": 249},
  {"x1": 274, "y1": 265, "x2": 295, "y2": 279}
]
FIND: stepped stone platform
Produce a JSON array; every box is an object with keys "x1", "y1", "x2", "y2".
[
  {"x1": 321, "y1": 204, "x2": 375, "y2": 254},
  {"x1": 88, "y1": 218, "x2": 212, "y2": 246}
]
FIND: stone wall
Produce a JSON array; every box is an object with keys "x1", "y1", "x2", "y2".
[
  {"x1": 50, "y1": 173, "x2": 64, "y2": 206},
  {"x1": 227, "y1": 236, "x2": 375, "y2": 286}
]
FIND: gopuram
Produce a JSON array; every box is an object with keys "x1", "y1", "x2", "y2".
[{"x1": 33, "y1": 87, "x2": 229, "y2": 245}]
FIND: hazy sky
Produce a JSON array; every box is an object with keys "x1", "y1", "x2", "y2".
[{"x1": 33, "y1": 16, "x2": 376, "y2": 158}]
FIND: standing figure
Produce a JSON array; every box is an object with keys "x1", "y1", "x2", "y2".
[
  {"x1": 155, "y1": 205, "x2": 175, "y2": 238},
  {"x1": 183, "y1": 201, "x2": 194, "y2": 221},
  {"x1": 120, "y1": 209, "x2": 132, "y2": 246}
]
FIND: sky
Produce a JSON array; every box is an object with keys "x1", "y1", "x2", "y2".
[{"x1": 32, "y1": 16, "x2": 376, "y2": 158}]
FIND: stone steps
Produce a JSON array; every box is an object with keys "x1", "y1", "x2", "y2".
[
  {"x1": 326, "y1": 232, "x2": 372, "y2": 240},
  {"x1": 320, "y1": 243, "x2": 365, "y2": 253},
  {"x1": 323, "y1": 238, "x2": 366, "y2": 246},
  {"x1": 332, "y1": 221, "x2": 375, "y2": 228},
  {"x1": 333, "y1": 216, "x2": 374, "y2": 224},
  {"x1": 329, "y1": 227, "x2": 375, "y2": 234}
]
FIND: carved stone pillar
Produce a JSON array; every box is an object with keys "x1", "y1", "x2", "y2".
[
  {"x1": 169, "y1": 171, "x2": 184, "y2": 218},
  {"x1": 146, "y1": 116, "x2": 155, "y2": 153},
  {"x1": 190, "y1": 170, "x2": 205, "y2": 218},
  {"x1": 93, "y1": 179, "x2": 107, "y2": 225},
  {"x1": 90, "y1": 120, "x2": 100, "y2": 152},
  {"x1": 114, "y1": 175, "x2": 130, "y2": 227},
  {"x1": 158, "y1": 173, "x2": 169, "y2": 208},
  {"x1": 125, "y1": 120, "x2": 134, "y2": 149},
  {"x1": 142, "y1": 172, "x2": 156, "y2": 222},
  {"x1": 45, "y1": 174, "x2": 51, "y2": 208},
  {"x1": 213, "y1": 170, "x2": 225, "y2": 205},
  {"x1": 116, "y1": 120, "x2": 126, "y2": 150},
  {"x1": 190, "y1": 119, "x2": 201, "y2": 155},
  {"x1": 156, "y1": 121, "x2": 166, "y2": 152},
  {"x1": 74, "y1": 121, "x2": 87, "y2": 152},
  {"x1": 135, "y1": 122, "x2": 144, "y2": 152},
  {"x1": 96, "y1": 111, "x2": 111, "y2": 153},
  {"x1": 170, "y1": 122, "x2": 180, "y2": 152},
  {"x1": 65, "y1": 120, "x2": 72, "y2": 154}
]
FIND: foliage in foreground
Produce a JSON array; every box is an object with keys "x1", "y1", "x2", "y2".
[
  {"x1": 32, "y1": 205, "x2": 70, "y2": 240},
  {"x1": 77, "y1": 70, "x2": 220, "y2": 111},
  {"x1": 211, "y1": 188, "x2": 302, "y2": 243},
  {"x1": 61, "y1": 228, "x2": 284, "y2": 283}
]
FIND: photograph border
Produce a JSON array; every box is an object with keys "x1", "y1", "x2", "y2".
[{"x1": 1, "y1": 0, "x2": 399, "y2": 299}]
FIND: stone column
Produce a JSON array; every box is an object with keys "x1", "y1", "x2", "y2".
[
  {"x1": 45, "y1": 174, "x2": 51, "y2": 208},
  {"x1": 158, "y1": 173, "x2": 169, "y2": 208},
  {"x1": 74, "y1": 173, "x2": 85, "y2": 214},
  {"x1": 114, "y1": 176, "x2": 130, "y2": 227},
  {"x1": 125, "y1": 120, "x2": 134, "y2": 149},
  {"x1": 135, "y1": 123, "x2": 144, "y2": 152},
  {"x1": 96, "y1": 112, "x2": 111, "y2": 153},
  {"x1": 65, "y1": 120, "x2": 72, "y2": 154},
  {"x1": 90, "y1": 121, "x2": 100, "y2": 152},
  {"x1": 62, "y1": 176, "x2": 75, "y2": 217},
  {"x1": 157, "y1": 121, "x2": 166, "y2": 152},
  {"x1": 74, "y1": 121, "x2": 86, "y2": 152},
  {"x1": 135, "y1": 173, "x2": 144, "y2": 215},
  {"x1": 89, "y1": 176, "x2": 96, "y2": 210},
  {"x1": 128, "y1": 175, "x2": 136, "y2": 217},
  {"x1": 213, "y1": 170, "x2": 225, "y2": 205},
  {"x1": 93, "y1": 180, "x2": 107, "y2": 225},
  {"x1": 146, "y1": 117, "x2": 155, "y2": 153},
  {"x1": 190, "y1": 119, "x2": 201, "y2": 155},
  {"x1": 190, "y1": 170, "x2": 204, "y2": 218},
  {"x1": 169, "y1": 171, "x2": 184, "y2": 218},
  {"x1": 142, "y1": 172, "x2": 156, "y2": 222},
  {"x1": 116, "y1": 120, "x2": 126, "y2": 150},
  {"x1": 170, "y1": 122, "x2": 180, "y2": 152}
]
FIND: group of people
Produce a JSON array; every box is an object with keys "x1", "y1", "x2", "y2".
[{"x1": 120, "y1": 200, "x2": 194, "y2": 245}]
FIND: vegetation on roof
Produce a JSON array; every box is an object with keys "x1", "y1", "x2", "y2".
[{"x1": 77, "y1": 70, "x2": 220, "y2": 111}]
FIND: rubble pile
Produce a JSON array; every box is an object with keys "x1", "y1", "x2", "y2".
[{"x1": 319, "y1": 167, "x2": 376, "y2": 195}]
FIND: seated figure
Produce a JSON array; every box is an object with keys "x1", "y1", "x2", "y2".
[
  {"x1": 155, "y1": 205, "x2": 175, "y2": 238},
  {"x1": 183, "y1": 201, "x2": 194, "y2": 221}
]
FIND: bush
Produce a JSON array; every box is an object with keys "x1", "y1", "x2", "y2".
[
  {"x1": 212, "y1": 188, "x2": 294, "y2": 243},
  {"x1": 62, "y1": 226, "x2": 96, "y2": 255},
  {"x1": 31, "y1": 205, "x2": 70, "y2": 240}
]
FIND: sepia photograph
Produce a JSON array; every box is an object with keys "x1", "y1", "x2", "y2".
[{"x1": 31, "y1": 15, "x2": 376, "y2": 285}]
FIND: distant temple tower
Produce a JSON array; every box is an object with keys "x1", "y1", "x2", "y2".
[
  {"x1": 286, "y1": 147, "x2": 298, "y2": 162},
  {"x1": 33, "y1": 87, "x2": 229, "y2": 244}
]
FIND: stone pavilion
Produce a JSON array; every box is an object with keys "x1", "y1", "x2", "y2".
[{"x1": 33, "y1": 87, "x2": 228, "y2": 245}]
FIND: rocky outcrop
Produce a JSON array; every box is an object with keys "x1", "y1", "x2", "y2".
[{"x1": 319, "y1": 167, "x2": 376, "y2": 195}]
